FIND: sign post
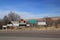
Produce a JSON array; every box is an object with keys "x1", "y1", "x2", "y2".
[{"x1": 29, "y1": 19, "x2": 37, "y2": 27}]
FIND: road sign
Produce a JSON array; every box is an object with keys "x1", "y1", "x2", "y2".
[{"x1": 29, "y1": 20, "x2": 37, "y2": 24}]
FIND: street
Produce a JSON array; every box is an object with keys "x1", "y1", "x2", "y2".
[{"x1": 0, "y1": 30, "x2": 60, "y2": 40}]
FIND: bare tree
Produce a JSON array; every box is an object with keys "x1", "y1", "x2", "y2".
[
  {"x1": 0, "y1": 19, "x2": 3, "y2": 25},
  {"x1": 3, "y1": 16, "x2": 9, "y2": 25},
  {"x1": 55, "y1": 19, "x2": 60, "y2": 28},
  {"x1": 0, "y1": 19, "x2": 3, "y2": 29},
  {"x1": 45, "y1": 17, "x2": 52, "y2": 27},
  {"x1": 8, "y1": 11, "x2": 20, "y2": 21}
]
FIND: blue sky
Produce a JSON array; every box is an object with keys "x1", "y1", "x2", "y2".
[{"x1": 0, "y1": 0, "x2": 60, "y2": 19}]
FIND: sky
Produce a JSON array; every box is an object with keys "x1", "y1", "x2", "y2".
[{"x1": 0, "y1": 0, "x2": 60, "y2": 19}]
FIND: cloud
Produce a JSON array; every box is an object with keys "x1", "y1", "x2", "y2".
[
  {"x1": 12, "y1": 11, "x2": 60, "y2": 19},
  {"x1": 0, "y1": 10, "x2": 10, "y2": 19},
  {"x1": 0, "y1": 10, "x2": 59, "y2": 19}
]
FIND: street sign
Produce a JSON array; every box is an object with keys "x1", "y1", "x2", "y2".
[{"x1": 29, "y1": 20, "x2": 37, "y2": 24}]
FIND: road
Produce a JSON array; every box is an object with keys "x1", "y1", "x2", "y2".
[{"x1": 0, "y1": 30, "x2": 60, "y2": 40}]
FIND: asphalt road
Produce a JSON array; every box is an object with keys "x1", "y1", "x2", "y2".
[
  {"x1": 0, "y1": 37, "x2": 60, "y2": 40},
  {"x1": 0, "y1": 30, "x2": 60, "y2": 40}
]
